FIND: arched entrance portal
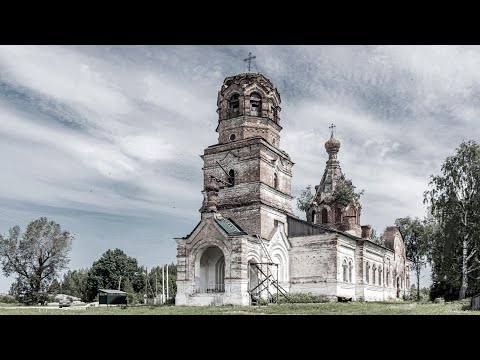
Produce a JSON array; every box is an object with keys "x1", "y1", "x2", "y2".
[{"x1": 199, "y1": 246, "x2": 225, "y2": 293}]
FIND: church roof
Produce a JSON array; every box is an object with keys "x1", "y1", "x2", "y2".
[{"x1": 214, "y1": 217, "x2": 247, "y2": 235}]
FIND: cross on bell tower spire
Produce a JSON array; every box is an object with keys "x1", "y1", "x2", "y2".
[
  {"x1": 244, "y1": 52, "x2": 256, "y2": 72},
  {"x1": 329, "y1": 123, "x2": 336, "y2": 137}
]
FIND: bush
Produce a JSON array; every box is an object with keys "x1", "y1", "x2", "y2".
[
  {"x1": 164, "y1": 297, "x2": 175, "y2": 306},
  {"x1": 0, "y1": 294, "x2": 17, "y2": 304},
  {"x1": 279, "y1": 292, "x2": 330, "y2": 304},
  {"x1": 434, "y1": 297, "x2": 445, "y2": 304}
]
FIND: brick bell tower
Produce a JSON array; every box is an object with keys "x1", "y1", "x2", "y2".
[{"x1": 200, "y1": 71, "x2": 294, "y2": 239}]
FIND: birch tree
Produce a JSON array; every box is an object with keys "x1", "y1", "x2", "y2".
[{"x1": 424, "y1": 140, "x2": 480, "y2": 299}]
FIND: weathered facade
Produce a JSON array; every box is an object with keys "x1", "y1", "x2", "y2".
[{"x1": 175, "y1": 72, "x2": 412, "y2": 306}]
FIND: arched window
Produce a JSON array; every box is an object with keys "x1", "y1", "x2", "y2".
[
  {"x1": 322, "y1": 208, "x2": 328, "y2": 223},
  {"x1": 348, "y1": 261, "x2": 353, "y2": 283},
  {"x1": 342, "y1": 260, "x2": 348, "y2": 282},
  {"x1": 335, "y1": 206, "x2": 342, "y2": 223},
  {"x1": 346, "y1": 207, "x2": 356, "y2": 217},
  {"x1": 366, "y1": 262, "x2": 370, "y2": 284},
  {"x1": 386, "y1": 269, "x2": 390, "y2": 286},
  {"x1": 372, "y1": 264, "x2": 376, "y2": 285},
  {"x1": 229, "y1": 94, "x2": 239, "y2": 116},
  {"x1": 250, "y1": 92, "x2": 262, "y2": 116},
  {"x1": 273, "y1": 173, "x2": 278, "y2": 189},
  {"x1": 228, "y1": 169, "x2": 235, "y2": 187},
  {"x1": 311, "y1": 210, "x2": 317, "y2": 223},
  {"x1": 379, "y1": 267, "x2": 382, "y2": 286}
]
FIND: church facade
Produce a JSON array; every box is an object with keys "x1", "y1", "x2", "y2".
[{"x1": 175, "y1": 72, "x2": 411, "y2": 306}]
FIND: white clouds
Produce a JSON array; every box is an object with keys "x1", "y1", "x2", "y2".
[
  {"x1": 0, "y1": 46, "x2": 133, "y2": 119},
  {"x1": 1, "y1": 45, "x2": 480, "y2": 292},
  {"x1": 119, "y1": 134, "x2": 174, "y2": 163}
]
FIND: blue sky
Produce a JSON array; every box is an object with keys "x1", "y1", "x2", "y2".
[{"x1": 1, "y1": 45, "x2": 479, "y2": 293}]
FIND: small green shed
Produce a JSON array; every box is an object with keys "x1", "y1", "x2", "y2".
[{"x1": 98, "y1": 289, "x2": 128, "y2": 305}]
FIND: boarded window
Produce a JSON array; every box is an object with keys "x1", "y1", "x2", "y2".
[
  {"x1": 348, "y1": 261, "x2": 353, "y2": 283},
  {"x1": 335, "y1": 206, "x2": 342, "y2": 223},
  {"x1": 366, "y1": 262, "x2": 370, "y2": 284},
  {"x1": 322, "y1": 208, "x2": 328, "y2": 223}
]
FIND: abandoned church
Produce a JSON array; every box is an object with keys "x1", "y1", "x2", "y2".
[{"x1": 175, "y1": 69, "x2": 412, "y2": 306}]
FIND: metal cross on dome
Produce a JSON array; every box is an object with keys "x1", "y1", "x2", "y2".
[
  {"x1": 244, "y1": 52, "x2": 256, "y2": 72},
  {"x1": 329, "y1": 123, "x2": 336, "y2": 136}
]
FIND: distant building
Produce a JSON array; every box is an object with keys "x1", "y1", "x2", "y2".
[
  {"x1": 98, "y1": 289, "x2": 127, "y2": 305},
  {"x1": 175, "y1": 71, "x2": 412, "y2": 306}
]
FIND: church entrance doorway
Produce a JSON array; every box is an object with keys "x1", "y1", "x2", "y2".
[{"x1": 198, "y1": 246, "x2": 225, "y2": 293}]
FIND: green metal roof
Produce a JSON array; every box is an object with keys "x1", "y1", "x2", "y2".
[
  {"x1": 98, "y1": 289, "x2": 127, "y2": 294},
  {"x1": 215, "y1": 217, "x2": 246, "y2": 235}
]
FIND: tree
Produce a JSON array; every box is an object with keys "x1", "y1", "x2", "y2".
[
  {"x1": 59, "y1": 269, "x2": 88, "y2": 301},
  {"x1": 123, "y1": 277, "x2": 137, "y2": 305},
  {"x1": 395, "y1": 216, "x2": 428, "y2": 301},
  {"x1": 424, "y1": 140, "x2": 480, "y2": 299},
  {"x1": 296, "y1": 185, "x2": 315, "y2": 212},
  {"x1": 296, "y1": 177, "x2": 364, "y2": 213},
  {"x1": 48, "y1": 279, "x2": 61, "y2": 295},
  {"x1": 146, "y1": 264, "x2": 178, "y2": 302},
  {"x1": 332, "y1": 175, "x2": 364, "y2": 207},
  {"x1": 370, "y1": 228, "x2": 383, "y2": 245},
  {"x1": 84, "y1": 248, "x2": 144, "y2": 302},
  {"x1": 0, "y1": 217, "x2": 73, "y2": 305}
]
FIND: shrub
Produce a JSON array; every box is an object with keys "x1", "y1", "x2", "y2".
[
  {"x1": 279, "y1": 292, "x2": 329, "y2": 304},
  {"x1": 0, "y1": 294, "x2": 17, "y2": 304}
]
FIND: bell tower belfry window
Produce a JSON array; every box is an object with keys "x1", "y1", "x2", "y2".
[
  {"x1": 229, "y1": 94, "x2": 239, "y2": 116},
  {"x1": 250, "y1": 92, "x2": 262, "y2": 116}
]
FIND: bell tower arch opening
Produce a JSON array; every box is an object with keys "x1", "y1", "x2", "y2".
[{"x1": 250, "y1": 92, "x2": 262, "y2": 116}]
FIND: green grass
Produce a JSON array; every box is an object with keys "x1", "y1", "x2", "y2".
[{"x1": 0, "y1": 300, "x2": 478, "y2": 315}]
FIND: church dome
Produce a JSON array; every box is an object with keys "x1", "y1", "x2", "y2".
[{"x1": 325, "y1": 133, "x2": 341, "y2": 152}]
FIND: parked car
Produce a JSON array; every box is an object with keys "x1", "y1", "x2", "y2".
[{"x1": 59, "y1": 298, "x2": 72, "y2": 308}]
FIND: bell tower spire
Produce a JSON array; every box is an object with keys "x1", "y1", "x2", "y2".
[
  {"x1": 201, "y1": 71, "x2": 293, "y2": 239},
  {"x1": 307, "y1": 126, "x2": 362, "y2": 237}
]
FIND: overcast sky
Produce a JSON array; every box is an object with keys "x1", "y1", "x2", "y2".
[{"x1": 1, "y1": 45, "x2": 478, "y2": 293}]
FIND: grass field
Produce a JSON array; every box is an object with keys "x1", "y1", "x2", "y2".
[{"x1": 0, "y1": 300, "x2": 478, "y2": 315}]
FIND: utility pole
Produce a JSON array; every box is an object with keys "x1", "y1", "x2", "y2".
[
  {"x1": 144, "y1": 267, "x2": 148, "y2": 303},
  {"x1": 166, "y1": 264, "x2": 169, "y2": 300},
  {"x1": 162, "y1": 265, "x2": 165, "y2": 304},
  {"x1": 155, "y1": 269, "x2": 158, "y2": 298}
]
